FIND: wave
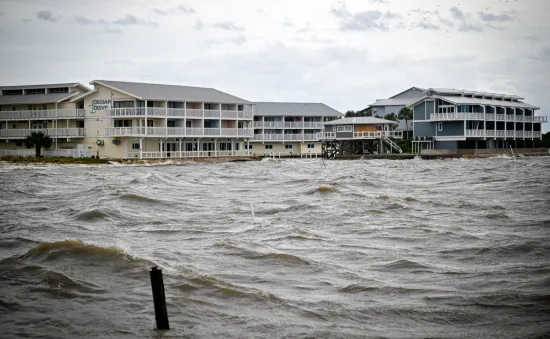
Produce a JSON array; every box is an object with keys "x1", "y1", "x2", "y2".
[
  {"x1": 380, "y1": 259, "x2": 429, "y2": 270},
  {"x1": 305, "y1": 185, "x2": 336, "y2": 194},
  {"x1": 250, "y1": 253, "x2": 311, "y2": 265},
  {"x1": 182, "y1": 274, "x2": 281, "y2": 301},
  {"x1": 22, "y1": 240, "x2": 153, "y2": 266},
  {"x1": 71, "y1": 209, "x2": 117, "y2": 222},
  {"x1": 340, "y1": 284, "x2": 431, "y2": 294},
  {"x1": 255, "y1": 203, "x2": 316, "y2": 216}
]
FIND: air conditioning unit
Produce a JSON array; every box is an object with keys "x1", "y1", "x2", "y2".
[
  {"x1": 112, "y1": 139, "x2": 121, "y2": 145},
  {"x1": 95, "y1": 140, "x2": 104, "y2": 146}
]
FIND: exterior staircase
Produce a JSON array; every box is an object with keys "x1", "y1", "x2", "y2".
[{"x1": 382, "y1": 137, "x2": 403, "y2": 154}]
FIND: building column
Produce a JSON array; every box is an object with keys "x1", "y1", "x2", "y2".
[
  {"x1": 247, "y1": 139, "x2": 250, "y2": 156},
  {"x1": 144, "y1": 100, "x2": 148, "y2": 137},
  {"x1": 139, "y1": 137, "x2": 143, "y2": 159},
  {"x1": 214, "y1": 139, "x2": 217, "y2": 157}
]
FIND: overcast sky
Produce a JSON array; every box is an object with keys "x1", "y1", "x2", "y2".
[{"x1": 0, "y1": 0, "x2": 548, "y2": 123}]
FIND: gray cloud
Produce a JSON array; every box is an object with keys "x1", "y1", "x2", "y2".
[
  {"x1": 530, "y1": 47, "x2": 550, "y2": 62},
  {"x1": 112, "y1": 15, "x2": 158, "y2": 28},
  {"x1": 450, "y1": 7, "x2": 465, "y2": 20},
  {"x1": 331, "y1": 3, "x2": 405, "y2": 32},
  {"x1": 283, "y1": 17, "x2": 295, "y2": 27},
  {"x1": 0, "y1": 12, "x2": 3, "y2": 17},
  {"x1": 22, "y1": 18, "x2": 32, "y2": 24},
  {"x1": 74, "y1": 16, "x2": 107, "y2": 25},
  {"x1": 36, "y1": 10, "x2": 58, "y2": 23},
  {"x1": 479, "y1": 12, "x2": 513, "y2": 22},
  {"x1": 459, "y1": 22, "x2": 483, "y2": 33},
  {"x1": 418, "y1": 21, "x2": 441, "y2": 31},
  {"x1": 440, "y1": 18, "x2": 454, "y2": 28},
  {"x1": 369, "y1": 0, "x2": 389, "y2": 3},
  {"x1": 153, "y1": 5, "x2": 196, "y2": 16},
  {"x1": 178, "y1": 5, "x2": 196, "y2": 15},
  {"x1": 211, "y1": 21, "x2": 245, "y2": 31}
]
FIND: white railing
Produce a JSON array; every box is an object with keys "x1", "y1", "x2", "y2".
[
  {"x1": 0, "y1": 109, "x2": 85, "y2": 120},
  {"x1": 0, "y1": 128, "x2": 84, "y2": 138},
  {"x1": 525, "y1": 131, "x2": 533, "y2": 138},
  {"x1": 486, "y1": 114, "x2": 496, "y2": 120},
  {"x1": 283, "y1": 134, "x2": 303, "y2": 141},
  {"x1": 238, "y1": 129, "x2": 254, "y2": 136},
  {"x1": 0, "y1": 148, "x2": 92, "y2": 158},
  {"x1": 253, "y1": 121, "x2": 264, "y2": 128},
  {"x1": 127, "y1": 150, "x2": 250, "y2": 159},
  {"x1": 465, "y1": 130, "x2": 484, "y2": 137},
  {"x1": 516, "y1": 116, "x2": 525, "y2": 122},
  {"x1": 220, "y1": 128, "x2": 236, "y2": 136},
  {"x1": 221, "y1": 110, "x2": 238, "y2": 119},
  {"x1": 431, "y1": 113, "x2": 484, "y2": 121},
  {"x1": 516, "y1": 131, "x2": 524, "y2": 137},
  {"x1": 524, "y1": 116, "x2": 533, "y2": 122},
  {"x1": 167, "y1": 127, "x2": 186, "y2": 136},
  {"x1": 252, "y1": 134, "x2": 285, "y2": 141},
  {"x1": 186, "y1": 128, "x2": 203, "y2": 136},
  {"x1": 105, "y1": 127, "x2": 146, "y2": 136},
  {"x1": 496, "y1": 130, "x2": 505, "y2": 137},
  {"x1": 506, "y1": 130, "x2": 514, "y2": 137},
  {"x1": 303, "y1": 122, "x2": 323, "y2": 129},
  {"x1": 496, "y1": 114, "x2": 506, "y2": 121},
  {"x1": 147, "y1": 127, "x2": 167, "y2": 136},
  {"x1": 353, "y1": 131, "x2": 403, "y2": 139},
  {"x1": 167, "y1": 108, "x2": 186, "y2": 117},
  {"x1": 204, "y1": 110, "x2": 221, "y2": 118},
  {"x1": 262, "y1": 121, "x2": 285, "y2": 129},
  {"x1": 204, "y1": 128, "x2": 221, "y2": 136},
  {"x1": 303, "y1": 133, "x2": 317, "y2": 141},
  {"x1": 148, "y1": 108, "x2": 167, "y2": 116},
  {"x1": 534, "y1": 116, "x2": 548, "y2": 123},
  {"x1": 238, "y1": 111, "x2": 252, "y2": 119},
  {"x1": 284, "y1": 122, "x2": 304, "y2": 128},
  {"x1": 506, "y1": 115, "x2": 515, "y2": 122},
  {"x1": 317, "y1": 132, "x2": 336, "y2": 139},
  {"x1": 533, "y1": 131, "x2": 542, "y2": 138},
  {"x1": 186, "y1": 109, "x2": 203, "y2": 118},
  {"x1": 106, "y1": 108, "x2": 143, "y2": 117},
  {"x1": 486, "y1": 130, "x2": 495, "y2": 137}
]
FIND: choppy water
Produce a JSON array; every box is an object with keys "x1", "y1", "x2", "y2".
[{"x1": 1, "y1": 157, "x2": 549, "y2": 339}]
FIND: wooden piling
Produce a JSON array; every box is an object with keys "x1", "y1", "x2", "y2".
[{"x1": 150, "y1": 266, "x2": 170, "y2": 330}]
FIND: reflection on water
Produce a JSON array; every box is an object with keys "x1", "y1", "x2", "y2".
[{"x1": 1, "y1": 157, "x2": 549, "y2": 338}]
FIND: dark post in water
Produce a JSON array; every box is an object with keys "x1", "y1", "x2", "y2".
[{"x1": 150, "y1": 266, "x2": 170, "y2": 330}]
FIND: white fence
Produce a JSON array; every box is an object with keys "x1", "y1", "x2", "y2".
[
  {"x1": 105, "y1": 127, "x2": 254, "y2": 138},
  {"x1": 0, "y1": 128, "x2": 85, "y2": 138},
  {"x1": 126, "y1": 150, "x2": 250, "y2": 159},
  {"x1": 105, "y1": 108, "x2": 253, "y2": 120},
  {"x1": 0, "y1": 149, "x2": 92, "y2": 158}
]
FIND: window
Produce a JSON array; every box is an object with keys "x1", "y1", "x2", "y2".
[
  {"x1": 147, "y1": 120, "x2": 154, "y2": 127},
  {"x1": 114, "y1": 120, "x2": 132, "y2": 127},
  {"x1": 307, "y1": 144, "x2": 315, "y2": 149},
  {"x1": 245, "y1": 145, "x2": 253, "y2": 150},
  {"x1": 114, "y1": 101, "x2": 134, "y2": 108},
  {"x1": 265, "y1": 144, "x2": 273, "y2": 150},
  {"x1": 132, "y1": 143, "x2": 140, "y2": 150},
  {"x1": 285, "y1": 144, "x2": 292, "y2": 149},
  {"x1": 337, "y1": 125, "x2": 352, "y2": 132},
  {"x1": 77, "y1": 121, "x2": 84, "y2": 128},
  {"x1": 26, "y1": 88, "x2": 45, "y2": 95},
  {"x1": 48, "y1": 87, "x2": 69, "y2": 93},
  {"x1": 167, "y1": 120, "x2": 176, "y2": 127},
  {"x1": 438, "y1": 122, "x2": 443, "y2": 132}
]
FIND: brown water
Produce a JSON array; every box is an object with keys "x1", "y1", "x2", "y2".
[{"x1": 1, "y1": 157, "x2": 549, "y2": 338}]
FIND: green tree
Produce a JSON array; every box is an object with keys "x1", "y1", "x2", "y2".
[
  {"x1": 398, "y1": 107, "x2": 413, "y2": 139},
  {"x1": 384, "y1": 113, "x2": 397, "y2": 121},
  {"x1": 345, "y1": 110, "x2": 356, "y2": 117},
  {"x1": 534, "y1": 132, "x2": 550, "y2": 148},
  {"x1": 375, "y1": 114, "x2": 383, "y2": 119},
  {"x1": 25, "y1": 131, "x2": 52, "y2": 157}
]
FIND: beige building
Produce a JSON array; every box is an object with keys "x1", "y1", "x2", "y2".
[
  {"x1": 251, "y1": 102, "x2": 343, "y2": 157},
  {"x1": 0, "y1": 83, "x2": 92, "y2": 157}
]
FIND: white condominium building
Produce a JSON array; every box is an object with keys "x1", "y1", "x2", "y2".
[{"x1": 250, "y1": 102, "x2": 343, "y2": 156}]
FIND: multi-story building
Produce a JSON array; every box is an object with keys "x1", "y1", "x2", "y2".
[
  {"x1": 82, "y1": 80, "x2": 254, "y2": 159},
  {"x1": 0, "y1": 83, "x2": 92, "y2": 157},
  {"x1": 409, "y1": 88, "x2": 547, "y2": 152},
  {"x1": 251, "y1": 102, "x2": 343, "y2": 156}
]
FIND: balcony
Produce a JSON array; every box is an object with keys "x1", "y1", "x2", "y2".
[
  {"x1": 127, "y1": 150, "x2": 250, "y2": 159},
  {"x1": 105, "y1": 108, "x2": 253, "y2": 120},
  {"x1": 303, "y1": 122, "x2": 323, "y2": 129},
  {"x1": 316, "y1": 131, "x2": 403, "y2": 140},
  {"x1": 465, "y1": 130, "x2": 542, "y2": 138},
  {"x1": 250, "y1": 133, "x2": 321, "y2": 141},
  {"x1": 104, "y1": 127, "x2": 253, "y2": 138},
  {"x1": 0, "y1": 109, "x2": 85, "y2": 120},
  {"x1": 284, "y1": 122, "x2": 304, "y2": 129},
  {"x1": 0, "y1": 128, "x2": 85, "y2": 139},
  {"x1": 260, "y1": 121, "x2": 285, "y2": 129},
  {"x1": 431, "y1": 113, "x2": 484, "y2": 121},
  {"x1": 534, "y1": 116, "x2": 548, "y2": 123}
]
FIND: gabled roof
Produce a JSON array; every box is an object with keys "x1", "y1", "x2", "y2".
[
  {"x1": 389, "y1": 86, "x2": 426, "y2": 99},
  {"x1": 0, "y1": 82, "x2": 89, "y2": 91},
  {"x1": 407, "y1": 95, "x2": 539, "y2": 110},
  {"x1": 368, "y1": 98, "x2": 414, "y2": 107},
  {"x1": 91, "y1": 80, "x2": 251, "y2": 104},
  {"x1": 0, "y1": 91, "x2": 81, "y2": 105},
  {"x1": 324, "y1": 116, "x2": 398, "y2": 125},
  {"x1": 254, "y1": 102, "x2": 343, "y2": 117}
]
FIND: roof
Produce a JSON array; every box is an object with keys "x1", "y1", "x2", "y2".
[
  {"x1": 389, "y1": 86, "x2": 426, "y2": 99},
  {"x1": 427, "y1": 88, "x2": 524, "y2": 100},
  {"x1": 368, "y1": 98, "x2": 414, "y2": 107},
  {"x1": 0, "y1": 83, "x2": 87, "y2": 91},
  {"x1": 92, "y1": 80, "x2": 251, "y2": 104},
  {"x1": 324, "y1": 116, "x2": 398, "y2": 125},
  {"x1": 254, "y1": 102, "x2": 343, "y2": 117},
  {"x1": 0, "y1": 92, "x2": 80, "y2": 105},
  {"x1": 408, "y1": 95, "x2": 539, "y2": 110}
]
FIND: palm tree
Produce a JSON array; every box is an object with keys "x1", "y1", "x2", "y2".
[
  {"x1": 398, "y1": 107, "x2": 413, "y2": 139},
  {"x1": 25, "y1": 131, "x2": 52, "y2": 157}
]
